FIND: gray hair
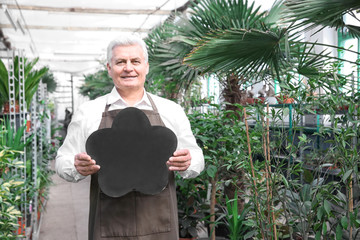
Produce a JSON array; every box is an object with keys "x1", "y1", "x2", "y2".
[{"x1": 107, "y1": 34, "x2": 148, "y2": 65}]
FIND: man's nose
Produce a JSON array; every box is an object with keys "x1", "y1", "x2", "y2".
[{"x1": 123, "y1": 61, "x2": 134, "y2": 71}]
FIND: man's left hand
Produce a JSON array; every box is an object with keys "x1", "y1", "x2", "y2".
[{"x1": 167, "y1": 149, "x2": 191, "y2": 172}]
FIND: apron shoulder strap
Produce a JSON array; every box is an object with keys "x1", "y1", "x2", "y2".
[{"x1": 146, "y1": 93, "x2": 159, "y2": 113}]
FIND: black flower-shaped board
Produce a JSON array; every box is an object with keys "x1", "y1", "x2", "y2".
[{"x1": 85, "y1": 107, "x2": 177, "y2": 198}]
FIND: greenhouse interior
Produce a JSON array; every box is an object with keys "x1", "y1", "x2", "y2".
[{"x1": 0, "y1": 0, "x2": 360, "y2": 239}]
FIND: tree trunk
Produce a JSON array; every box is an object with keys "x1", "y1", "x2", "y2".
[{"x1": 222, "y1": 74, "x2": 247, "y2": 213}]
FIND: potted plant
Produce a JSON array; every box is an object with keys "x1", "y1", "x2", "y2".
[
  {"x1": 0, "y1": 120, "x2": 33, "y2": 238},
  {"x1": 177, "y1": 176, "x2": 206, "y2": 239},
  {"x1": 0, "y1": 57, "x2": 48, "y2": 112}
]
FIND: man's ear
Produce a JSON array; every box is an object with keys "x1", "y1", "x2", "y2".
[{"x1": 107, "y1": 63, "x2": 111, "y2": 74}]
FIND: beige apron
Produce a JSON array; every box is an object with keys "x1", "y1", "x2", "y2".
[{"x1": 88, "y1": 95, "x2": 179, "y2": 240}]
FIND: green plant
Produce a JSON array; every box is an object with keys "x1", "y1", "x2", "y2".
[
  {"x1": 40, "y1": 70, "x2": 57, "y2": 93},
  {"x1": 189, "y1": 104, "x2": 248, "y2": 239},
  {"x1": 0, "y1": 57, "x2": 48, "y2": 110},
  {"x1": 79, "y1": 68, "x2": 113, "y2": 100},
  {"x1": 144, "y1": 1, "x2": 360, "y2": 238},
  {"x1": 177, "y1": 175, "x2": 206, "y2": 238},
  {"x1": 0, "y1": 121, "x2": 31, "y2": 239},
  {"x1": 222, "y1": 192, "x2": 254, "y2": 240},
  {"x1": 0, "y1": 120, "x2": 33, "y2": 152}
]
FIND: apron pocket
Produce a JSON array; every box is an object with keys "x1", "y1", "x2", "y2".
[
  {"x1": 135, "y1": 187, "x2": 171, "y2": 236},
  {"x1": 100, "y1": 192, "x2": 137, "y2": 237},
  {"x1": 100, "y1": 188, "x2": 171, "y2": 237}
]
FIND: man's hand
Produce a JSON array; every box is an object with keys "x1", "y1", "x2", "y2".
[
  {"x1": 167, "y1": 149, "x2": 191, "y2": 172},
  {"x1": 74, "y1": 152, "x2": 100, "y2": 176}
]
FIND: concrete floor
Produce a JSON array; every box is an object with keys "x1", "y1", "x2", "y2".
[{"x1": 38, "y1": 161, "x2": 90, "y2": 240}]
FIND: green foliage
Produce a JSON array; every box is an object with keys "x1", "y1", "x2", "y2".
[
  {"x1": 145, "y1": 23, "x2": 200, "y2": 101},
  {"x1": 79, "y1": 68, "x2": 113, "y2": 100},
  {"x1": 285, "y1": 0, "x2": 360, "y2": 38},
  {"x1": 177, "y1": 176, "x2": 206, "y2": 238},
  {"x1": 0, "y1": 121, "x2": 31, "y2": 238},
  {"x1": 147, "y1": 0, "x2": 360, "y2": 238},
  {"x1": 0, "y1": 57, "x2": 48, "y2": 109},
  {"x1": 41, "y1": 70, "x2": 57, "y2": 93},
  {"x1": 223, "y1": 192, "x2": 254, "y2": 240},
  {"x1": 189, "y1": 104, "x2": 247, "y2": 180}
]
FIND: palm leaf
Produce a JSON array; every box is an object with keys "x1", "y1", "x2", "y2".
[
  {"x1": 284, "y1": 0, "x2": 360, "y2": 38},
  {"x1": 0, "y1": 59, "x2": 9, "y2": 106},
  {"x1": 146, "y1": 22, "x2": 200, "y2": 93},
  {"x1": 184, "y1": 28, "x2": 291, "y2": 80},
  {"x1": 183, "y1": 0, "x2": 265, "y2": 39},
  {"x1": 79, "y1": 69, "x2": 113, "y2": 100}
]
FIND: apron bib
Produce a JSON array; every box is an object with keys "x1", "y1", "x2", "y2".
[{"x1": 88, "y1": 95, "x2": 179, "y2": 240}]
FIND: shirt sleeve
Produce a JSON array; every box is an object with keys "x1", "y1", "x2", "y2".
[
  {"x1": 55, "y1": 106, "x2": 88, "y2": 183},
  {"x1": 173, "y1": 105, "x2": 204, "y2": 179}
]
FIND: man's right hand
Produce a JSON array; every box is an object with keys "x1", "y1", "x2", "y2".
[{"x1": 74, "y1": 152, "x2": 100, "y2": 176}]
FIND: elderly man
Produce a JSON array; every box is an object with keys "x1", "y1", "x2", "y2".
[{"x1": 55, "y1": 34, "x2": 204, "y2": 240}]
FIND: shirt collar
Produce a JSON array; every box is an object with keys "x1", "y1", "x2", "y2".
[{"x1": 107, "y1": 87, "x2": 152, "y2": 108}]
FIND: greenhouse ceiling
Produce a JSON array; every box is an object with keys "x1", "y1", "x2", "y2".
[
  {"x1": 0, "y1": 0, "x2": 275, "y2": 75},
  {"x1": 0, "y1": 0, "x2": 195, "y2": 75}
]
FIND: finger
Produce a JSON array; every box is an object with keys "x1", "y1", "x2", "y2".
[
  {"x1": 168, "y1": 165, "x2": 190, "y2": 171},
  {"x1": 75, "y1": 159, "x2": 96, "y2": 167},
  {"x1": 169, "y1": 155, "x2": 189, "y2": 163},
  {"x1": 75, "y1": 152, "x2": 92, "y2": 161},
  {"x1": 173, "y1": 149, "x2": 190, "y2": 157},
  {"x1": 167, "y1": 159, "x2": 191, "y2": 171},
  {"x1": 77, "y1": 164, "x2": 100, "y2": 176}
]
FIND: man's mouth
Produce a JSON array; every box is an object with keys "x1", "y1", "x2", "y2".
[{"x1": 121, "y1": 76, "x2": 137, "y2": 79}]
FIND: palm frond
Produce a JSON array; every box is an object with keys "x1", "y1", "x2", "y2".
[
  {"x1": 184, "y1": 28, "x2": 289, "y2": 80},
  {"x1": 182, "y1": 0, "x2": 266, "y2": 39},
  {"x1": 284, "y1": 0, "x2": 360, "y2": 38},
  {"x1": 145, "y1": 21, "x2": 200, "y2": 92}
]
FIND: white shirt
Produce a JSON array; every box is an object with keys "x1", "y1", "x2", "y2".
[{"x1": 55, "y1": 87, "x2": 204, "y2": 182}]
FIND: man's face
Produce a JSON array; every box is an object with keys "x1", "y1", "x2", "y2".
[{"x1": 107, "y1": 45, "x2": 149, "y2": 93}]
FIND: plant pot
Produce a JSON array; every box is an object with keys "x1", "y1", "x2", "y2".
[
  {"x1": 255, "y1": 97, "x2": 265, "y2": 104},
  {"x1": 17, "y1": 217, "x2": 25, "y2": 236},
  {"x1": 26, "y1": 120, "x2": 31, "y2": 132},
  {"x1": 276, "y1": 95, "x2": 294, "y2": 104},
  {"x1": 2, "y1": 101, "x2": 20, "y2": 114},
  {"x1": 246, "y1": 98, "x2": 255, "y2": 105}
]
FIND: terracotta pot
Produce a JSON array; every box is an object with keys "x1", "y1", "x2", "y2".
[
  {"x1": 276, "y1": 95, "x2": 294, "y2": 104},
  {"x1": 2, "y1": 101, "x2": 20, "y2": 113},
  {"x1": 255, "y1": 97, "x2": 265, "y2": 104},
  {"x1": 246, "y1": 98, "x2": 255, "y2": 105},
  {"x1": 26, "y1": 120, "x2": 31, "y2": 132},
  {"x1": 17, "y1": 217, "x2": 25, "y2": 235}
]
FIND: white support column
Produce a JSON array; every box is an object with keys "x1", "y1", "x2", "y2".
[
  {"x1": 8, "y1": 50, "x2": 16, "y2": 130},
  {"x1": 18, "y1": 50, "x2": 28, "y2": 236},
  {"x1": 30, "y1": 91, "x2": 38, "y2": 239}
]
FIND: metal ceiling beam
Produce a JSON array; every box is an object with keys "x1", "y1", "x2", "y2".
[
  {"x1": 2, "y1": 4, "x2": 172, "y2": 15},
  {"x1": 0, "y1": 24, "x2": 149, "y2": 32}
]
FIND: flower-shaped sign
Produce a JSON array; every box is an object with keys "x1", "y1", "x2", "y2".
[{"x1": 85, "y1": 107, "x2": 177, "y2": 197}]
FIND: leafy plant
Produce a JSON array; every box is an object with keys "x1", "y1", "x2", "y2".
[
  {"x1": 222, "y1": 192, "x2": 254, "y2": 240},
  {"x1": 0, "y1": 121, "x2": 32, "y2": 239},
  {"x1": 0, "y1": 57, "x2": 48, "y2": 110},
  {"x1": 189, "y1": 104, "x2": 248, "y2": 239},
  {"x1": 79, "y1": 68, "x2": 113, "y2": 100},
  {"x1": 177, "y1": 176, "x2": 206, "y2": 238},
  {"x1": 40, "y1": 70, "x2": 57, "y2": 93}
]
